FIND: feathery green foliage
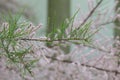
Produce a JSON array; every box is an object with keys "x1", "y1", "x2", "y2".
[
  {"x1": 46, "y1": 10, "x2": 96, "y2": 46},
  {"x1": 0, "y1": 13, "x2": 36, "y2": 77}
]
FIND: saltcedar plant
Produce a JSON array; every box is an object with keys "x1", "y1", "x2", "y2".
[
  {"x1": 0, "y1": 12, "x2": 97, "y2": 79},
  {"x1": 0, "y1": 0, "x2": 120, "y2": 80}
]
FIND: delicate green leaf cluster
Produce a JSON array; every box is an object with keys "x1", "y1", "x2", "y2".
[
  {"x1": 0, "y1": 13, "x2": 37, "y2": 76},
  {"x1": 46, "y1": 11, "x2": 98, "y2": 45}
]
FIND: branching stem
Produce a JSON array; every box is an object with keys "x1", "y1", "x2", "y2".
[{"x1": 77, "y1": 0, "x2": 103, "y2": 29}]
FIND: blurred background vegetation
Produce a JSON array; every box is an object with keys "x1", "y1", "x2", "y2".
[{"x1": 0, "y1": 0, "x2": 114, "y2": 34}]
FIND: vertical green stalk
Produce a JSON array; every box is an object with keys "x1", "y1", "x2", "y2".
[{"x1": 47, "y1": 0, "x2": 71, "y2": 53}]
